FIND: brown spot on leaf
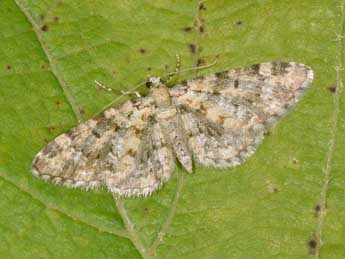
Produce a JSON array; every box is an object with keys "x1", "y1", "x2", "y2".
[
  {"x1": 139, "y1": 48, "x2": 146, "y2": 54},
  {"x1": 147, "y1": 67, "x2": 151, "y2": 71},
  {"x1": 53, "y1": 16, "x2": 59, "y2": 23},
  {"x1": 79, "y1": 108, "x2": 85, "y2": 115},
  {"x1": 199, "y1": 3, "x2": 207, "y2": 10},
  {"x1": 197, "y1": 58, "x2": 205, "y2": 66},
  {"x1": 308, "y1": 239, "x2": 317, "y2": 255},
  {"x1": 328, "y1": 86, "x2": 337, "y2": 93},
  {"x1": 188, "y1": 43, "x2": 196, "y2": 54},
  {"x1": 6, "y1": 65, "x2": 11, "y2": 70},
  {"x1": 235, "y1": 20, "x2": 243, "y2": 25},
  {"x1": 39, "y1": 14, "x2": 45, "y2": 20},
  {"x1": 41, "y1": 24, "x2": 48, "y2": 32},
  {"x1": 184, "y1": 27, "x2": 192, "y2": 32},
  {"x1": 314, "y1": 205, "x2": 321, "y2": 217},
  {"x1": 199, "y1": 26, "x2": 204, "y2": 33},
  {"x1": 55, "y1": 100, "x2": 61, "y2": 105}
]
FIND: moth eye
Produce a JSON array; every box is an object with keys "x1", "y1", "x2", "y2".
[{"x1": 146, "y1": 81, "x2": 152, "y2": 88}]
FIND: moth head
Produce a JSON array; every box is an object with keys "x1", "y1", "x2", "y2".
[{"x1": 146, "y1": 77, "x2": 162, "y2": 88}]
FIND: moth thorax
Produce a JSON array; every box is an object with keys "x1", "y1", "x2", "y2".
[{"x1": 151, "y1": 85, "x2": 171, "y2": 107}]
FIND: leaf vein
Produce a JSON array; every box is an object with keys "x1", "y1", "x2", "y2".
[
  {"x1": 0, "y1": 173, "x2": 129, "y2": 238},
  {"x1": 14, "y1": 0, "x2": 83, "y2": 123},
  {"x1": 314, "y1": 1, "x2": 345, "y2": 257}
]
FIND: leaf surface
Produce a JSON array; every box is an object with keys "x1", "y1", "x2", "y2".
[{"x1": 0, "y1": 0, "x2": 344, "y2": 258}]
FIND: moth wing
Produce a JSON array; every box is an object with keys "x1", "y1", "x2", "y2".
[
  {"x1": 170, "y1": 62, "x2": 313, "y2": 168},
  {"x1": 32, "y1": 97, "x2": 175, "y2": 197}
]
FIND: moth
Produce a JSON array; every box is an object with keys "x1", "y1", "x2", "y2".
[{"x1": 32, "y1": 62, "x2": 313, "y2": 197}]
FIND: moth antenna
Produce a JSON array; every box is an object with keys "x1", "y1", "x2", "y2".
[
  {"x1": 98, "y1": 80, "x2": 147, "y2": 113},
  {"x1": 165, "y1": 54, "x2": 181, "y2": 83},
  {"x1": 162, "y1": 56, "x2": 219, "y2": 79},
  {"x1": 94, "y1": 80, "x2": 116, "y2": 92}
]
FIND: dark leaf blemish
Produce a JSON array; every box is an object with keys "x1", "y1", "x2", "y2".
[
  {"x1": 308, "y1": 239, "x2": 317, "y2": 255},
  {"x1": 189, "y1": 43, "x2": 196, "y2": 54},
  {"x1": 41, "y1": 24, "x2": 48, "y2": 32},
  {"x1": 309, "y1": 239, "x2": 317, "y2": 248},
  {"x1": 139, "y1": 48, "x2": 146, "y2": 54},
  {"x1": 199, "y1": 26, "x2": 204, "y2": 33},
  {"x1": 199, "y1": 3, "x2": 207, "y2": 10},
  {"x1": 197, "y1": 58, "x2": 204, "y2": 66},
  {"x1": 184, "y1": 27, "x2": 192, "y2": 32},
  {"x1": 314, "y1": 205, "x2": 321, "y2": 217},
  {"x1": 6, "y1": 65, "x2": 11, "y2": 70},
  {"x1": 328, "y1": 86, "x2": 337, "y2": 93}
]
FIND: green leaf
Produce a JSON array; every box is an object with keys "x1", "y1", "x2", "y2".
[{"x1": 1, "y1": 0, "x2": 344, "y2": 258}]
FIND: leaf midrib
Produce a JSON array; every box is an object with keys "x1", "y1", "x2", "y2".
[{"x1": 313, "y1": 1, "x2": 345, "y2": 258}]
